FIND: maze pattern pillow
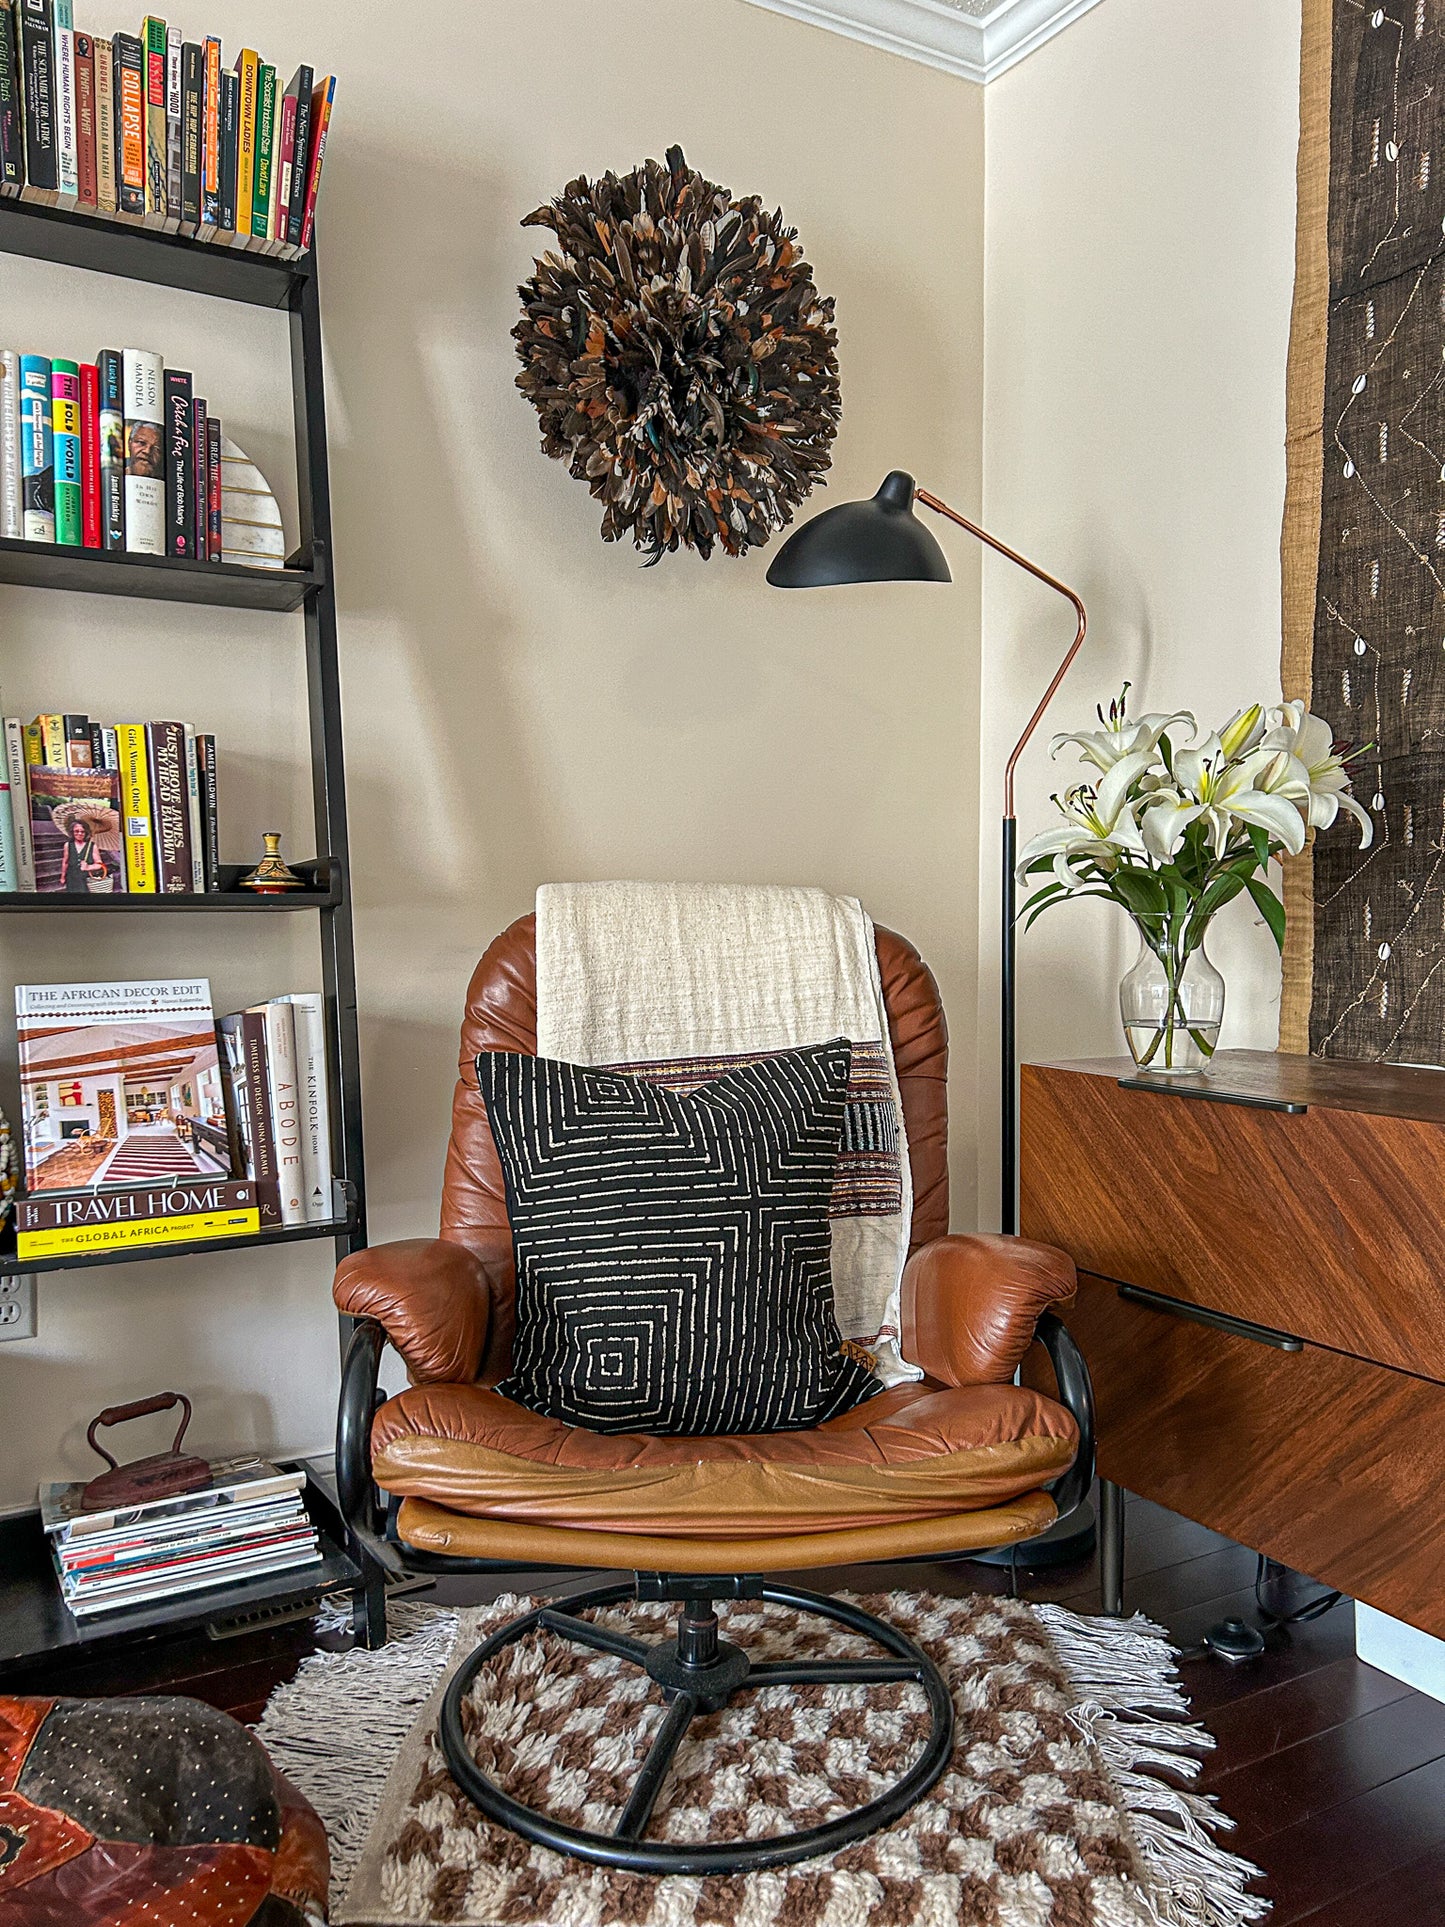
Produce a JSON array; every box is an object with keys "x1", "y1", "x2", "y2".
[{"x1": 478, "y1": 1040, "x2": 879, "y2": 1435}]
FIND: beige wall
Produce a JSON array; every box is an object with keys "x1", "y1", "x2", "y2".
[
  {"x1": 978, "y1": 0, "x2": 1303, "y2": 1221},
  {"x1": 0, "y1": 0, "x2": 985, "y2": 1506}
]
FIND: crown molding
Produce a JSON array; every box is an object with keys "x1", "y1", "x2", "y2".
[{"x1": 737, "y1": 0, "x2": 1105, "y2": 84}]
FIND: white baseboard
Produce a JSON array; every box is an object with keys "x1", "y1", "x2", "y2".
[{"x1": 1356, "y1": 1603, "x2": 1445, "y2": 1705}]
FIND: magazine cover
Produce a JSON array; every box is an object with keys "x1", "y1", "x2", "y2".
[
  {"x1": 27, "y1": 766, "x2": 126, "y2": 893},
  {"x1": 16, "y1": 978, "x2": 233, "y2": 1193}
]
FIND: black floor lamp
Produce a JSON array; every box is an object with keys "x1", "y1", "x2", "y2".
[{"x1": 767, "y1": 470, "x2": 1088, "y2": 1238}]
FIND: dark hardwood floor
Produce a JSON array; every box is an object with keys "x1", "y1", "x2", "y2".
[{"x1": 8, "y1": 1489, "x2": 1442, "y2": 1923}]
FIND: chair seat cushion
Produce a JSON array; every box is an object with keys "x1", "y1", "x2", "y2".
[{"x1": 370, "y1": 1378, "x2": 1078, "y2": 1537}]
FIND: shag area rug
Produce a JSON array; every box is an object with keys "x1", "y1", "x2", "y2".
[{"x1": 254, "y1": 1592, "x2": 1268, "y2": 1927}]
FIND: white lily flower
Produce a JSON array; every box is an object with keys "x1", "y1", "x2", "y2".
[
  {"x1": 1017, "y1": 758, "x2": 1150, "y2": 887},
  {"x1": 1141, "y1": 742, "x2": 1308, "y2": 860},
  {"x1": 1218, "y1": 703, "x2": 1266, "y2": 760},
  {"x1": 1051, "y1": 690, "x2": 1196, "y2": 774},
  {"x1": 1262, "y1": 701, "x2": 1374, "y2": 846}
]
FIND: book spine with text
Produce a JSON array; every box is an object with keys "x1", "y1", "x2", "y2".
[
  {"x1": 283, "y1": 63, "x2": 311, "y2": 247},
  {"x1": 97, "y1": 348, "x2": 123, "y2": 549},
  {"x1": 272, "y1": 86, "x2": 295, "y2": 243},
  {"x1": 121, "y1": 347, "x2": 162, "y2": 554},
  {"x1": 218, "y1": 1010, "x2": 281, "y2": 1225},
  {"x1": 52, "y1": 0, "x2": 73, "y2": 201},
  {"x1": 234, "y1": 46, "x2": 257, "y2": 244},
  {"x1": 99, "y1": 724, "x2": 117, "y2": 769},
  {"x1": 62, "y1": 715, "x2": 90, "y2": 768},
  {"x1": 86, "y1": 723, "x2": 102, "y2": 765},
  {"x1": 19, "y1": 355, "x2": 53, "y2": 541},
  {"x1": 78, "y1": 360, "x2": 99, "y2": 547},
  {"x1": 147, "y1": 720, "x2": 189, "y2": 891},
  {"x1": 191, "y1": 395, "x2": 205, "y2": 557},
  {"x1": 0, "y1": 0, "x2": 21, "y2": 194},
  {"x1": 115, "y1": 721, "x2": 156, "y2": 892},
  {"x1": 31, "y1": 714, "x2": 62, "y2": 767},
  {"x1": 217, "y1": 64, "x2": 236, "y2": 232},
  {"x1": 199, "y1": 32, "x2": 218, "y2": 230},
  {"x1": 0, "y1": 751, "x2": 18, "y2": 890},
  {"x1": 164, "y1": 22, "x2": 179, "y2": 224},
  {"x1": 18, "y1": 0, "x2": 56, "y2": 202},
  {"x1": 299, "y1": 76, "x2": 334, "y2": 251},
  {"x1": 92, "y1": 34, "x2": 113, "y2": 212},
  {"x1": 141, "y1": 14, "x2": 165, "y2": 224},
  {"x1": 197, "y1": 732, "x2": 218, "y2": 887},
  {"x1": 49, "y1": 359, "x2": 80, "y2": 546},
  {"x1": 4, "y1": 718, "x2": 35, "y2": 889},
  {"x1": 0, "y1": 350, "x2": 19, "y2": 539},
  {"x1": 256, "y1": 999, "x2": 305, "y2": 1225},
  {"x1": 73, "y1": 27, "x2": 94, "y2": 206},
  {"x1": 284, "y1": 993, "x2": 333, "y2": 1222},
  {"x1": 163, "y1": 366, "x2": 193, "y2": 558},
  {"x1": 182, "y1": 726, "x2": 203, "y2": 890},
  {"x1": 249, "y1": 59, "x2": 273, "y2": 240},
  {"x1": 178, "y1": 38, "x2": 199, "y2": 226},
  {"x1": 205, "y1": 414, "x2": 221, "y2": 561},
  {"x1": 113, "y1": 30, "x2": 143, "y2": 216}
]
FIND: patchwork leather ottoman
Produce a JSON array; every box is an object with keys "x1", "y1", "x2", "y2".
[{"x1": 0, "y1": 1693, "x2": 328, "y2": 1924}]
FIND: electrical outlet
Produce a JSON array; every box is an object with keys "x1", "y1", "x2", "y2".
[{"x1": 0, "y1": 1275, "x2": 35, "y2": 1341}]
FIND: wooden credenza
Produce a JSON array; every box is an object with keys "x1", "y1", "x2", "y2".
[{"x1": 1020, "y1": 1050, "x2": 1445, "y2": 1637}]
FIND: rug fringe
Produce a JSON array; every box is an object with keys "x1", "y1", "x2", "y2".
[
  {"x1": 1035, "y1": 1603, "x2": 1271, "y2": 1927},
  {"x1": 251, "y1": 1600, "x2": 459, "y2": 1907}
]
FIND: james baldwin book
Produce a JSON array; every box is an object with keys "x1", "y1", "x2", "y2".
[
  {"x1": 121, "y1": 348, "x2": 163, "y2": 554},
  {"x1": 163, "y1": 368, "x2": 193, "y2": 558},
  {"x1": 15, "y1": 978, "x2": 230, "y2": 1194},
  {"x1": 196, "y1": 732, "x2": 218, "y2": 886},
  {"x1": 147, "y1": 719, "x2": 189, "y2": 891},
  {"x1": 16, "y1": 1176, "x2": 261, "y2": 1257},
  {"x1": 28, "y1": 765, "x2": 122, "y2": 894}
]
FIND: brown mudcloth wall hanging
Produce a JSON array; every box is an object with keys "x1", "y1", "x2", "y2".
[{"x1": 1281, "y1": 0, "x2": 1445, "y2": 1058}]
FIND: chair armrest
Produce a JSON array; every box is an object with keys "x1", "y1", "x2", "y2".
[
  {"x1": 333, "y1": 1237, "x2": 500, "y2": 1385},
  {"x1": 900, "y1": 1233, "x2": 1077, "y2": 1387}
]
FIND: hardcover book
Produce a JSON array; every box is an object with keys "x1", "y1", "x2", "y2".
[
  {"x1": 16, "y1": 1175, "x2": 261, "y2": 1256},
  {"x1": 4, "y1": 717, "x2": 37, "y2": 889},
  {"x1": 163, "y1": 367, "x2": 192, "y2": 557},
  {"x1": 112, "y1": 29, "x2": 143, "y2": 216},
  {"x1": 18, "y1": 354, "x2": 53, "y2": 542},
  {"x1": 284, "y1": 992, "x2": 332, "y2": 1222},
  {"x1": 16, "y1": 977, "x2": 230, "y2": 1194},
  {"x1": 97, "y1": 348, "x2": 123, "y2": 549},
  {"x1": 217, "y1": 64, "x2": 236, "y2": 232},
  {"x1": 17, "y1": 0, "x2": 57, "y2": 202},
  {"x1": 78, "y1": 361, "x2": 99, "y2": 546},
  {"x1": 147, "y1": 718, "x2": 189, "y2": 890},
  {"x1": 51, "y1": 0, "x2": 73, "y2": 201},
  {"x1": 141, "y1": 14, "x2": 165, "y2": 223},
  {"x1": 0, "y1": 350, "x2": 19, "y2": 539},
  {"x1": 179, "y1": 37, "x2": 199, "y2": 226},
  {"x1": 0, "y1": 0, "x2": 21, "y2": 193},
  {"x1": 93, "y1": 33, "x2": 113, "y2": 213},
  {"x1": 217, "y1": 1007, "x2": 281, "y2": 1225},
  {"x1": 121, "y1": 347, "x2": 163, "y2": 554},
  {"x1": 49, "y1": 357, "x2": 79, "y2": 546},
  {"x1": 282, "y1": 63, "x2": 311, "y2": 247},
  {"x1": 164, "y1": 21, "x2": 180, "y2": 224},
  {"x1": 199, "y1": 32, "x2": 218, "y2": 231},
  {"x1": 72, "y1": 27, "x2": 93, "y2": 207},
  {"x1": 27, "y1": 765, "x2": 122, "y2": 893}
]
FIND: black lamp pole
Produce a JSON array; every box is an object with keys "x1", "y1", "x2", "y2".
[{"x1": 768, "y1": 473, "x2": 1088, "y2": 1234}]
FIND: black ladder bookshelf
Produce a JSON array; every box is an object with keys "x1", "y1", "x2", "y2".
[{"x1": 0, "y1": 203, "x2": 373, "y2": 1657}]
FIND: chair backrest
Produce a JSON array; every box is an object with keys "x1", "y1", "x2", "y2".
[{"x1": 441, "y1": 913, "x2": 950, "y2": 1273}]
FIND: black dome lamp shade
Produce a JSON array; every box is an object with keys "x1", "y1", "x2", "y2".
[{"x1": 765, "y1": 472, "x2": 951, "y2": 587}]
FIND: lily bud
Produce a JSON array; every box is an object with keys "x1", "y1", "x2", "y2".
[{"x1": 1219, "y1": 703, "x2": 1265, "y2": 760}]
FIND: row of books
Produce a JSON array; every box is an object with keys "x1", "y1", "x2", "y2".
[
  {"x1": 41, "y1": 1454, "x2": 321, "y2": 1618},
  {"x1": 0, "y1": 5, "x2": 335, "y2": 256},
  {"x1": 0, "y1": 712, "x2": 220, "y2": 892},
  {"x1": 0, "y1": 346, "x2": 235, "y2": 557},
  {"x1": 15, "y1": 976, "x2": 335, "y2": 1249}
]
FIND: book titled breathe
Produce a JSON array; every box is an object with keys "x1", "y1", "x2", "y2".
[{"x1": 15, "y1": 977, "x2": 231, "y2": 1195}]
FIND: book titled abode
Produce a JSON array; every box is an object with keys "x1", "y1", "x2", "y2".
[{"x1": 16, "y1": 977, "x2": 231, "y2": 1194}]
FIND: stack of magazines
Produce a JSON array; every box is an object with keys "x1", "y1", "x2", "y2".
[{"x1": 40, "y1": 1453, "x2": 321, "y2": 1617}]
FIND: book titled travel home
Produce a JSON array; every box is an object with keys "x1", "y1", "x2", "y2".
[
  {"x1": 28, "y1": 765, "x2": 122, "y2": 893},
  {"x1": 121, "y1": 347, "x2": 163, "y2": 554},
  {"x1": 16, "y1": 1175, "x2": 261, "y2": 1257},
  {"x1": 16, "y1": 978, "x2": 230, "y2": 1194}
]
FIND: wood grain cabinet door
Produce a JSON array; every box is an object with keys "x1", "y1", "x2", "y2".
[{"x1": 1020, "y1": 1064, "x2": 1445, "y2": 1383}]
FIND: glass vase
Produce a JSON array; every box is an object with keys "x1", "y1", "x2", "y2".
[{"x1": 1119, "y1": 928, "x2": 1225, "y2": 1074}]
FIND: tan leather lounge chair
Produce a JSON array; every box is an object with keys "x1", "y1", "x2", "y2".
[{"x1": 332, "y1": 915, "x2": 1093, "y2": 1874}]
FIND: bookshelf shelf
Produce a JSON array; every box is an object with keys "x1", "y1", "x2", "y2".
[
  {"x1": 4, "y1": 208, "x2": 371, "y2": 1647},
  {"x1": 0, "y1": 536, "x2": 319, "y2": 610},
  {"x1": 0, "y1": 199, "x2": 310, "y2": 311}
]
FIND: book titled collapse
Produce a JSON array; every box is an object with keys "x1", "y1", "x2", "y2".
[{"x1": 16, "y1": 1179, "x2": 257, "y2": 1232}]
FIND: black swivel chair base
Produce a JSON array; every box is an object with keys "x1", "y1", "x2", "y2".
[{"x1": 438, "y1": 1573, "x2": 957, "y2": 1875}]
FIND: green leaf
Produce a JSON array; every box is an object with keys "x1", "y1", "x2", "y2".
[
  {"x1": 1245, "y1": 875, "x2": 1287, "y2": 952},
  {"x1": 1247, "y1": 823, "x2": 1271, "y2": 870},
  {"x1": 1197, "y1": 870, "x2": 1246, "y2": 920},
  {"x1": 1110, "y1": 869, "x2": 1169, "y2": 923}
]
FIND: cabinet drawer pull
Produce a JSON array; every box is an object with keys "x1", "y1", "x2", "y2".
[
  {"x1": 1117, "y1": 1283, "x2": 1305, "y2": 1351},
  {"x1": 1116, "y1": 1076, "x2": 1307, "y2": 1114}
]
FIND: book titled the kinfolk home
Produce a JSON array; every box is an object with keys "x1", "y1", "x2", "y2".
[{"x1": 16, "y1": 977, "x2": 231, "y2": 1194}]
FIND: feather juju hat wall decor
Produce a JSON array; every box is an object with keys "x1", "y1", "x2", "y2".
[{"x1": 514, "y1": 145, "x2": 841, "y2": 563}]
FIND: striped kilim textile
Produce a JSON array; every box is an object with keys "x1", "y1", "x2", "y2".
[
  {"x1": 479, "y1": 1041, "x2": 880, "y2": 1436},
  {"x1": 534, "y1": 884, "x2": 916, "y2": 1379}
]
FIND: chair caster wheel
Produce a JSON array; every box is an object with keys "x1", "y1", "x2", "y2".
[{"x1": 1202, "y1": 1615, "x2": 1267, "y2": 1662}]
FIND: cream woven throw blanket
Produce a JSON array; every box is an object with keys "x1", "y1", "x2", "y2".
[{"x1": 534, "y1": 882, "x2": 917, "y2": 1383}]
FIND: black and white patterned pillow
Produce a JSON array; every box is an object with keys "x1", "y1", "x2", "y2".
[{"x1": 477, "y1": 1040, "x2": 879, "y2": 1436}]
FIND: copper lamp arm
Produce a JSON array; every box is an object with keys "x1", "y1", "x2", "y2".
[{"x1": 915, "y1": 489, "x2": 1088, "y2": 816}]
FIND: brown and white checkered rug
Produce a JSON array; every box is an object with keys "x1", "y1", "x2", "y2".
[{"x1": 256, "y1": 1593, "x2": 1269, "y2": 1927}]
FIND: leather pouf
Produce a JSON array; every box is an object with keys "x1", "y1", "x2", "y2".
[{"x1": 0, "y1": 1693, "x2": 328, "y2": 1924}]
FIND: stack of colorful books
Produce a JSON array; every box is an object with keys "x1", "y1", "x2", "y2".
[
  {"x1": 40, "y1": 1454, "x2": 321, "y2": 1618},
  {"x1": 0, "y1": 709, "x2": 222, "y2": 894},
  {"x1": 0, "y1": 7, "x2": 334, "y2": 258},
  {"x1": 0, "y1": 345, "x2": 264, "y2": 562}
]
